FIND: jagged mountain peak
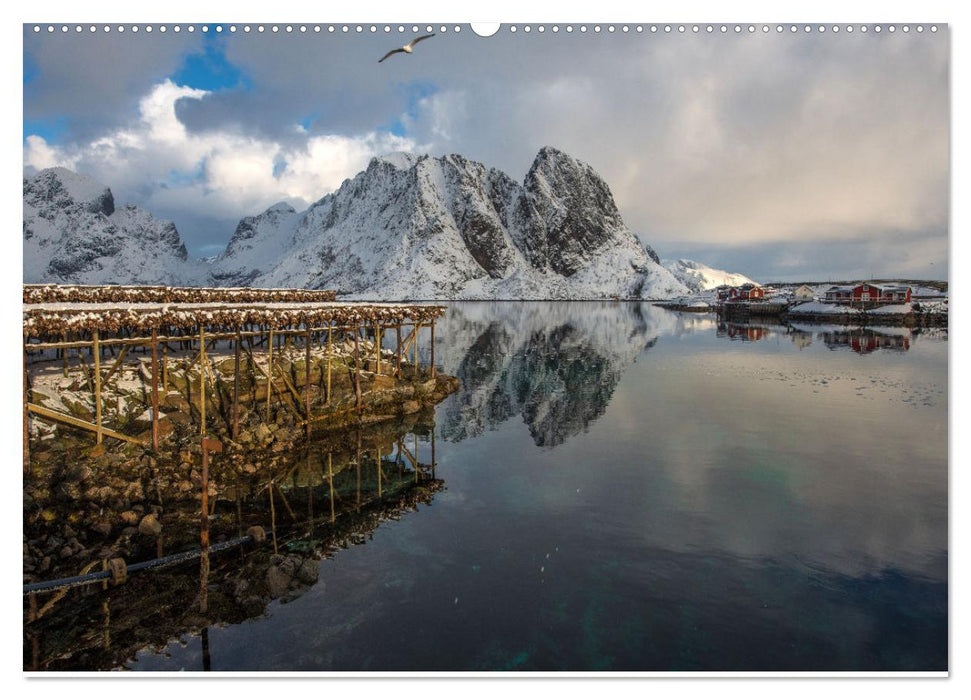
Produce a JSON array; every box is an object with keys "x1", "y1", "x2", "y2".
[
  {"x1": 23, "y1": 168, "x2": 199, "y2": 285},
  {"x1": 25, "y1": 167, "x2": 115, "y2": 217}
]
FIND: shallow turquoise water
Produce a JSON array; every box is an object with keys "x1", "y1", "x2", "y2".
[{"x1": 127, "y1": 302, "x2": 947, "y2": 671}]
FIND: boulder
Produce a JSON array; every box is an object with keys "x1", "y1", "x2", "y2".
[
  {"x1": 138, "y1": 513, "x2": 163, "y2": 537},
  {"x1": 266, "y1": 565, "x2": 292, "y2": 599}
]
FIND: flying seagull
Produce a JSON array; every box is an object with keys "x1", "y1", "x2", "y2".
[{"x1": 378, "y1": 34, "x2": 436, "y2": 63}]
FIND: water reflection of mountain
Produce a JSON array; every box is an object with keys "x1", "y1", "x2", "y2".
[
  {"x1": 434, "y1": 302, "x2": 674, "y2": 448},
  {"x1": 24, "y1": 419, "x2": 441, "y2": 672}
]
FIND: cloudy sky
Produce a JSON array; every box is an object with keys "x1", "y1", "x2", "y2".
[{"x1": 23, "y1": 23, "x2": 948, "y2": 281}]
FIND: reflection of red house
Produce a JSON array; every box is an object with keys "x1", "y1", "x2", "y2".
[
  {"x1": 822, "y1": 329, "x2": 911, "y2": 354},
  {"x1": 729, "y1": 325, "x2": 766, "y2": 341},
  {"x1": 718, "y1": 322, "x2": 768, "y2": 341}
]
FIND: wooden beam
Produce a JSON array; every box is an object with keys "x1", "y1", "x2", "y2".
[
  {"x1": 395, "y1": 323, "x2": 402, "y2": 378},
  {"x1": 374, "y1": 322, "x2": 381, "y2": 375},
  {"x1": 356, "y1": 431, "x2": 362, "y2": 511},
  {"x1": 199, "y1": 326, "x2": 207, "y2": 436},
  {"x1": 274, "y1": 481, "x2": 298, "y2": 521},
  {"x1": 266, "y1": 328, "x2": 274, "y2": 418},
  {"x1": 25, "y1": 324, "x2": 398, "y2": 351},
  {"x1": 326, "y1": 323, "x2": 333, "y2": 406},
  {"x1": 268, "y1": 478, "x2": 278, "y2": 555},
  {"x1": 23, "y1": 344, "x2": 29, "y2": 474},
  {"x1": 414, "y1": 322, "x2": 420, "y2": 373},
  {"x1": 27, "y1": 403, "x2": 146, "y2": 445},
  {"x1": 93, "y1": 330, "x2": 102, "y2": 444},
  {"x1": 151, "y1": 328, "x2": 159, "y2": 452},
  {"x1": 305, "y1": 329, "x2": 312, "y2": 438},
  {"x1": 233, "y1": 326, "x2": 241, "y2": 441},
  {"x1": 328, "y1": 452, "x2": 335, "y2": 524},
  {"x1": 62, "y1": 333, "x2": 69, "y2": 377},
  {"x1": 430, "y1": 319, "x2": 436, "y2": 378},
  {"x1": 353, "y1": 329, "x2": 362, "y2": 408},
  {"x1": 100, "y1": 344, "x2": 129, "y2": 386}
]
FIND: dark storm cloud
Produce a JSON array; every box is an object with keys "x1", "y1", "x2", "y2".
[{"x1": 23, "y1": 25, "x2": 201, "y2": 140}]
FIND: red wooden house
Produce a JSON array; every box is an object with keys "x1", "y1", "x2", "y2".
[
  {"x1": 727, "y1": 283, "x2": 765, "y2": 301},
  {"x1": 851, "y1": 283, "x2": 912, "y2": 303}
]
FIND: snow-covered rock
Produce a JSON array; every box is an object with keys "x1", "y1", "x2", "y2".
[
  {"x1": 210, "y1": 148, "x2": 689, "y2": 300},
  {"x1": 23, "y1": 168, "x2": 204, "y2": 285},
  {"x1": 661, "y1": 258, "x2": 756, "y2": 293}
]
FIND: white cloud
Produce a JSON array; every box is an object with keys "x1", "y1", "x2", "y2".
[{"x1": 23, "y1": 79, "x2": 419, "y2": 225}]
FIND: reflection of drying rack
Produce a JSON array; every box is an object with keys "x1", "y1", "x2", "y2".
[{"x1": 24, "y1": 439, "x2": 442, "y2": 671}]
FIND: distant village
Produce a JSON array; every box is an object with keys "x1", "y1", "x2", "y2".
[
  {"x1": 714, "y1": 281, "x2": 913, "y2": 307},
  {"x1": 660, "y1": 279, "x2": 947, "y2": 328}
]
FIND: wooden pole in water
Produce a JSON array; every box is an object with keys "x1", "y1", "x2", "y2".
[
  {"x1": 199, "y1": 439, "x2": 211, "y2": 613},
  {"x1": 305, "y1": 328, "x2": 312, "y2": 438},
  {"x1": 328, "y1": 452, "x2": 335, "y2": 523},
  {"x1": 413, "y1": 323, "x2": 420, "y2": 376},
  {"x1": 23, "y1": 343, "x2": 30, "y2": 474},
  {"x1": 93, "y1": 330, "x2": 102, "y2": 444},
  {"x1": 353, "y1": 329, "x2": 362, "y2": 409},
  {"x1": 269, "y1": 477, "x2": 278, "y2": 555},
  {"x1": 151, "y1": 328, "x2": 160, "y2": 452},
  {"x1": 266, "y1": 327, "x2": 274, "y2": 419},
  {"x1": 199, "y1": 326, "x2": 207, "y2": 436},
  {"x1": 356, "y1": 431, "x2": 362, "y2": 512},
  {"x1": 377, "y1": 446, "x2": 382, "y2": 497},
  {"x1": 395, "y1": 323, "x2": 402, "y2": 378},
  {"x1": 233, "y1": 326, "x2": 241, "y2": 441},
  {"x1": 307, "y1": 451, "x2": 314, "y2": 535},
  {"x1": 374, "y1": 322, "x2": 381, "y2": 375},
  {"x1": 325, "y1": 322, "x2": 333, "y2": 406},
  {"x1": 430, "y1": 319, "x2": 436, "y2": 378},
  {"x1": 431, "y1": 428, "x2": 436, "y2": 480},
  {"x1": 201, "y1": 627, "x2": 211, "y2": 672}
]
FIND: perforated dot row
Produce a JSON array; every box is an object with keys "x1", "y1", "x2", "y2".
[
  {"x1": 30, "y1": 24, "x2": 941, "y2": 35},
  {"x1": 31, "y1": 24, "x2": 462, "y2": 34},
  {"x1": 507, "y1": 24, "x2": 939, "y2": 34}
]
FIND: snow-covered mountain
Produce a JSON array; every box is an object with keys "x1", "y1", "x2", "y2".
[
  {"x1": 24, "y1": 155, "x2": 756, "y2": 300},
  {"x1": 662, "y1": 258, "x2": 757, "y2": 293},
  {"x1": 210, "y1": 148, "x2": 689, "y2": 300},
  {"x1": 23, "y1": 168, "x2": 204, "y2": 285}
]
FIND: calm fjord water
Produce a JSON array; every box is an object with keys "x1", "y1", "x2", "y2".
[{"x1": 133, "y1": 302, "x2": 947, "y2": 671}]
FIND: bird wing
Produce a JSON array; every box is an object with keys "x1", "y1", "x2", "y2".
[
  {"x1": 408, "y1": 33, "x2": 436, "y2": 48},
  {"x1": 378, "y1": 47, "x2": 406, "y2": 63}
]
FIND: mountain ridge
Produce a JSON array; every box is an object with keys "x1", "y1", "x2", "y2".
[{"x1": 23, "y1": 151, "x2": 753, "y2": 299}]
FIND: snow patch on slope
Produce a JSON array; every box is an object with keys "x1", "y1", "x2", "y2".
[{"x1": 662, "y1": 258, "x2": 757, "y2": 293}]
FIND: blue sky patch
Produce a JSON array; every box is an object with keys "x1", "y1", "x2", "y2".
[
  {"x1": 23, "y1": 117, "x2": 67, "y2": 143},
  {"x1": 381, "y1": 81, "x2": 438, "y2": 137},
  {"x1": 172, "y1": 32, "x2": 250, "y2": 92}
]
